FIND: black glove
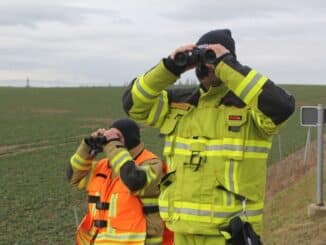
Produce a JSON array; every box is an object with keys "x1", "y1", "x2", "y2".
[
  {"x1": 163, "y1": 56, "x2": 188, "y2": 76},
  {"x1": 84, "y1": 136, "x2": 108, "y2": 155}
]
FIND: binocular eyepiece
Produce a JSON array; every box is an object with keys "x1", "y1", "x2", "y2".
[
  {"x1": 85, "y1": 136, "x2": 108, "y2": 147},
  {"x1": 174, "y1": 47, "x2": 216, "y2": 67},
  {"x1": 84, "y1": 136, "x2": 108, "y2": 155}
]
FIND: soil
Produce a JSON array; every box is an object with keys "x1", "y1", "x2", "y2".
[{"x1": 266, "y1": 135, "x2": 326, "y2": 200}]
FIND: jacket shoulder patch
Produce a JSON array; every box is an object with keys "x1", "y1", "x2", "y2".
[{"x1": 170, "y1": 102, "x2": 191, "y2": 111}]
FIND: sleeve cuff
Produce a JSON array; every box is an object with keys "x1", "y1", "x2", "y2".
[
  {"x1": 163, "y1": 57, "x2": 185, "y2": 76},
  {"x1": 70, "y1": 153, "x2": 93, "y2": 171},
  {"x1": 76, "y1": 139, "x2": 93, "y2": 160}
]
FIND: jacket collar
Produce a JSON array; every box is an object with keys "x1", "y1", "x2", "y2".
[{"x1": 129, "y1": 142, "x2": 145, "y2": 159}]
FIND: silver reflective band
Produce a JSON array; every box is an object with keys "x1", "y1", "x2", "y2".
[
  {"x1": 240, "y1": 73, "x2": 262, "y2": 100},
  {"x1": 160, "y1": 206, "x2": 263, "y2": 218},
  {"x1": 165, "y1": 141, "x2": 269, "y2": 154},
  {"x1": 226, "y1": 192, "x2": 232, "y2": 206},
  {"x1": 150, "y1": 94, "x2": 164, "y2": 126},
  {"x1": 216, "y1": 209, "x2": 263, "y2": 218},
  {"x1": 175, "y1": 142, "x2": 189, "y2": 149},
  {"x1": 175, "y1": 207, "x2": 211, "y2": 216},
  {"x1": 136, "y1": 79, "x2": 156, "y2": 100},
  {"x1": 71, "y1": 155, "x2": 91, "y2": 167},
  {"x1": 72, "y1": 156, "x2": 84, "y2": 166},
  {"x1": 159, "y1": 206, "x2": 168, "y2": 212},
  {"x1": 97, "y1": 232, "x2": 146, "y2": 240},
  {"x1": 206, "y1": 144, "x2": 243, "y2": 152},
  {"x1": 111, "y1": 152, "x2": 130, "y2": 169},
  {"x1": 245, "y1": 146, "x2": 269, "y2": 153},
  {"x1": 229, "y1": 160, "x2": 235, "y2": 194}
]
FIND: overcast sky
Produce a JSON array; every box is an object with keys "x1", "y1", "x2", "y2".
[{"x1": 0, "y1": 0, "x2": 325, "y2": 86}]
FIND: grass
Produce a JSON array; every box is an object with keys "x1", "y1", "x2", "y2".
[
  {"x1": 263, "y1": 167, "x2": 326, "y2": 244},
  {"x1": 0, "y1": 144, "x2": 81, "y2": 244},
  {"x1": 0, "y1": 85, "x2": 325, "y2": 243},
  {"x1": 0, "y1": 87, "x2": 120, "y2": 145}
]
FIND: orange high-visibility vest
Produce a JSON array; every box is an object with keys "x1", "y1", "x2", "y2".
[{"x1": 77, "y1": 149, "x2": 157, "y2": 245}]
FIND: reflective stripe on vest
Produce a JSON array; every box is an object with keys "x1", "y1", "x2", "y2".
[
  {"x1": 77, "y1": 228, "x2": 146, "y2": 245},
  {"x1": 95, "y1": 231, "x2": 147, "y2": 243}
]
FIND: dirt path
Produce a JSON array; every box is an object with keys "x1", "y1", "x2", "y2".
[{"x1": 0, "y1": 135, "x2": 86, "y2": 158}]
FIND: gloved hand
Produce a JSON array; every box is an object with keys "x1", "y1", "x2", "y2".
[
  {"x1": 84, "y1": 128, "x2": 108, "y2": 156},
  {"x1": 163, "y1": 43, "x2": 197, "y2": 76},
  {"x1": 206, "y1": 43, "x2": 231, "y2": 67}
]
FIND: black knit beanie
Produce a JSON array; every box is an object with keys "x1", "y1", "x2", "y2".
[
  {"x1": 196, "y1": 29, "x2": 236, "y2": 56},
  {"x1": 195, "y1": 29, "x2": 236, "y2": 79},
  {"x1": 110, "y1": 118, "x2": 140, "y2": 150}
]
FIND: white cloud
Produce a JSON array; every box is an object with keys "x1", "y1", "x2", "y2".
[
  {"x1": 0, "y1": 0, "x2": 325, "y2": 86},
  {"x1": 0, "y1": 1, "x2": 118, "y2": 27}
]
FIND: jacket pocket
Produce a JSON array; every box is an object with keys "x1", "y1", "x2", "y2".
[
  {"x1": 159, "y1": 113, "x2": 181, "y2": 135},
  {"x1": 87, "y1": 173, "x2": 109, "y2": 193},
  {"x1": 223, "y1": 109, "x2": 248, "y2": 160}
]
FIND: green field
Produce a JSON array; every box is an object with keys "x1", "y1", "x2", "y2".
[{"x1": 0, "y1": 85, "x2": 325, "y2": 244}]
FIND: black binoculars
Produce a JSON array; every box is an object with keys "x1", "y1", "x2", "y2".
[
  {"x1": 84, "y1": 136, "x2": 108, "y2": 155},
  {"x1": 85, "y1": 136, "x2": 108, "y2": 146},
  {"x1": 174, "y1": 47, "x2": 216, "y2": 67}
]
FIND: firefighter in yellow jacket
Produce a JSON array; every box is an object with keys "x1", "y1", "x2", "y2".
[
  {"x1": 68, "y1": 119, "x2": 164, "y2": 245},
  {"x1": 122, "y1": 29, "x2": 295, "y2": 244}
]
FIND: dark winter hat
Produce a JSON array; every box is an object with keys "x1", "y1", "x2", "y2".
[
  {"x1": 196, "y1": 29, "x2": 236, "y2": 56},
  {"x1": 110, "y1": 118, "x2": 141, "y2": 150}
]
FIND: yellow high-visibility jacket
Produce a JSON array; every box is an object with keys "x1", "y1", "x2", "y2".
[{"x1": 122, "y1": 54, "x2": 295, "y2": 236}]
